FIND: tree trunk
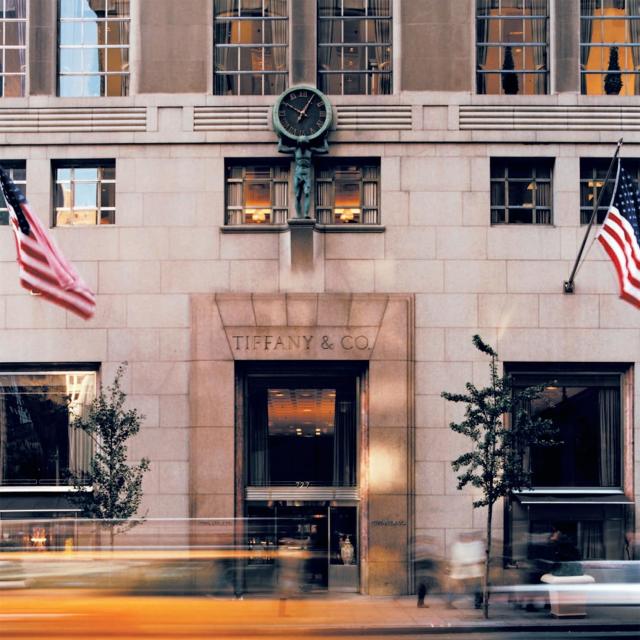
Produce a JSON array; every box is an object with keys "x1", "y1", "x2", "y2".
[{"x1": 483, "y1": 501, "x2": 493, "y2": 619}]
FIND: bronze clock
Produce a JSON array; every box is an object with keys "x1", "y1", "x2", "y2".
[{"x1": 273, "y1": 85, "x2": 332, "y2": 142}]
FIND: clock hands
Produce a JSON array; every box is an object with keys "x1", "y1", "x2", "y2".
[
  {"x1": 297, "y1": 95, "x2": 315, "y2": 122},
  {"x1": 285, "y1": 103, "x2": 305, "y2": 117}
]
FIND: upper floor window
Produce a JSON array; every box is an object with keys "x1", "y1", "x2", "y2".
[
  {"x1": 317, "y1": 0, "x2": 392, "y2": 95},
  {"x1": 225, "y1": 162, "x2": 289, "y2": 225},
  {"x1": 0, "y1": 369, "x2": 96, "y2": 487},
  {"x1": 579, "y1": 158, "x2": 640, "y2": 224},
  {"x1": 581, "y1": 0, "x2": 640, "y2": 95},
  {"x1": 0, "y1": 160, "x2": 25, "y2": 225},
  {"x1": 0, "y1": 0, "x2": 26, "y2": 97},
  {"x1": 214, "y1": 0, "x2": 288, "y2": 96},
  {"x1": 58, "y1": 0, "x2": 130, "y2": 97},
  {"x1": 490, "y1": 158, "x2": 552, "y2": 224},
  {"x1": 316, "y1": 160, "x2": 380, "y2": 225},
  {"x1": 476, "y1": 0, "x2": 549, "y2": 95},
  {"x1": 54, "y1": 160, "x2": 115, "y2": 226}
]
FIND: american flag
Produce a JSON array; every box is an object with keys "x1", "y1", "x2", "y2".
[
  {"x1": 597, "y1": 160, "x2": 640, "y2": 309},
  {"x1": 0, "y1": 166, "x2": 96, "y2": 320}
]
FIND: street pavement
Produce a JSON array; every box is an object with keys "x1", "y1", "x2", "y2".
[{"x1": 1, "y1": 589, "x2": 639, "y2": 637}]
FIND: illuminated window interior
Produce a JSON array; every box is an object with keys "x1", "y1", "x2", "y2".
[
  {"x1": 225, "y1": 163, "x2": 289, "y2": 225},
  {"x1": 580, "y1": 0, "x2": 640, "y2": 95},
  {"x1": 316, "y1": 161, "x2": 380, "y2": 225},
  {"x1": 476, "y1": 0, "x2": 549, "y2": 95}
]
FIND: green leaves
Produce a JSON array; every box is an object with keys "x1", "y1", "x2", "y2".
[
  {"x1": 70, "y1": 364, "x2": 150, "y2": 530},
  {"x1": 441, "y1": 336, "x2": 554, "y2": 504},
  {"x1": 441, "y1": 335, "x2": 557, "y2": 618}
]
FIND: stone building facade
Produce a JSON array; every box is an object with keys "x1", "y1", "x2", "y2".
[{"x1": 0, "y1": 0, "x2": 638, "y2": 595}]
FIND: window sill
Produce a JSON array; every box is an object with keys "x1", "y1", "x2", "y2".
[
  {"x1": 221, "y1": 223, "x2": 385, "y2": 234},
  {"x1": 314, "y1": 224, "x2": 385, "y2": 233},
  {"x1": 221, "y1": 224, "x2": 289, "y2": 234},
  {"x1": 0, "y1": 485, "x2": 89, "y2": 493}
]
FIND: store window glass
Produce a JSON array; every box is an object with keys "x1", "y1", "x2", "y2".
[
  {"x1": 245, "y1": 366, "x2": 359, "y2": 487},
  {"x1": 0, "y1": 370, "x2": 96, "y2": 487},
  {"x1": 511, "y1": 369, "x2": 623, "y2": 488}
]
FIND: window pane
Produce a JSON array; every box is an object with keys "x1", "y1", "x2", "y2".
[
  {"x1": 0, "y1": 372, "x2": 96, "y2": 486},
  {"x1": 477, "y1": 2, "x2": 548, "y2": 94},
  {"x1": 215, "y1": 5, "x2": 288, "y2": 95},
  {"x1": 343, "y1": 73, "x2": 366, "y2": 94},
  {"x1": 100, "y1": 182, "x2": 115, "y2": 208}
]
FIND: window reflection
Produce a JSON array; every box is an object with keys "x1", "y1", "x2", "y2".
[
  {"x1": 54, "y1": 161, "x2": 116, "y2": 226},
  {"x1": 214, "y1": 0, "x2": 288, "y2": 96},
  {"x1": 0, "y1": 0, "x2": 26, "y2": 97},
  {"x1": 0, "y1": 371, "x2": 96, "y2": 486},
  {"x1": 0, "y1": 161, "x2": 26, "y2": 225},
  {"x1": 58, "y1": 0, "x2": 130, "y2": 97},
  {"x1": 317, "y1": 0, "x2": 392, "y2": 95}
]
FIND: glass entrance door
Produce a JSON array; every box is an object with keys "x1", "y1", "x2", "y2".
[{"x1": 244, "y1": 503, "x2": 359, "y2": 593}]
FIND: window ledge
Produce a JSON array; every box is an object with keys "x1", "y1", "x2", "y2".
[
  {"x1": 221, "y1": 224, "x2": 385, "y2": 234},
  {"x1": 314, "y1": 224, "x2": 385, "y2": 233},
  {"x1": 221, "y1": 224, "x2": 289, "y2": 234},
  {"x1": 0, "y1": 485, "x2": 89, "y2": 493}
]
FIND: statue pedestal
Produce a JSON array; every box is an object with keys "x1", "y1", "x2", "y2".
[{"x1": 288, "y1": 218, "x2": 315, "y2": 271}]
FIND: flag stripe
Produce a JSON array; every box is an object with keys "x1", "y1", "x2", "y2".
[
  {"x1": 599, "y1": 210, "x2": 640, "y2": 287},
  {"x1": 0, "y1": 169, "x2": 96, "y2": 320},
  {"x1": 596, "y1": 163, "x2": 640, "y2": 308}
]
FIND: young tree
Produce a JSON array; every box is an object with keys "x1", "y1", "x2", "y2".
[
  {"x1": 441, "y1": 336, "x2": 555, "y2": 619},
  {"x1": 604, "y1": 46, "x2": 623, "y2": 95},
  {"x1": 71, "y1": 364, "x2": 150, "y2": 547}
]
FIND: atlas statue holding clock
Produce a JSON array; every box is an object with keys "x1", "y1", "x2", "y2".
[{"x1": 273, "y1": 86, "x2": 333, "y2": 219}]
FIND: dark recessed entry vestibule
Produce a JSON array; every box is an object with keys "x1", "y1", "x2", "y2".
[{"x1": 237, "y1": 361, "x2": 366, "y2": 592}]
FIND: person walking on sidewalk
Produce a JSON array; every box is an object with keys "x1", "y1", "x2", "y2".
[{"x1": 446, "y1": 531, "x2": 484, "y2": 609}]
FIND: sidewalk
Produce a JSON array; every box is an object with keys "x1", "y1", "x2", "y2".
[
  {"x1": 1, "y1": 589, "x2": 639, "y2": 637},
  {"x1": 241, "y1": 592, "x2": 640, "y2": 635}
]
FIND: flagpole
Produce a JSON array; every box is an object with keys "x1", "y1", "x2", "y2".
[{"x1": 563, "y1": 138, "x2": 623, "y2": 294}]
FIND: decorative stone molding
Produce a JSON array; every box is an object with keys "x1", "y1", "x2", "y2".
[
  {"x1": 193, "y1": 106, "x2": 271, "y2": 131},
  {"x1": 460, "y1": 105, "x2": 640, "y2": 130},
  {"x1": 336, "y1": 105, "x2": 413, "y2": 130},
  {"x1": 0, "y1": 107, "x2": 146, "y2": 132}
]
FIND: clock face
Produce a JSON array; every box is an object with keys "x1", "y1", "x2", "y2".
[{"x1": 273, "y1": 86, "x2": 332, "y2": 141}]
